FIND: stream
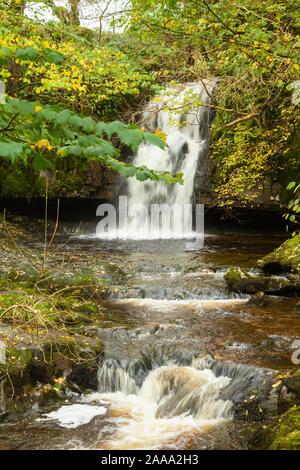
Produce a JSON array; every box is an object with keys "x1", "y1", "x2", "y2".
[{"x1": 0, "y1": 229, "x2": 298, "y2": 450}]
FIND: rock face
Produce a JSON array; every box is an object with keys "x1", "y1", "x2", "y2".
[
  {"x1": 257, "y1": 234, "x2": 300, "y2": 274},
  {"x1": 82, "y1": 161, "x2": 120, "y2": 199},
  {"x1": 224, "y1": 267, "x2": 300, "y2": 295}
]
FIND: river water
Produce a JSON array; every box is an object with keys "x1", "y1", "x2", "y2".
[{"x1": 0, "y1": 229, "x2": 298, "y2": 450}]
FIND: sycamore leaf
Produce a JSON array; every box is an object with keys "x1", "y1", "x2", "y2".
[
  {"x1": 0, "y1": 141, "x2": 26, "y2": 162},
  {"x1": 42, "y1": 48, "x2": 64, "y2": 64},
  {"x1": 0, "y1": 47, "x2": 12, "y2": 58},
  {"x1": 95, "y1": 122, "x2": 107, "y2": 137},
  {"x1": 105, "y1": 120, "x2": 127, "y2": 139},
  {"x1": 118, "y1": 165, "x2": 136, "y2": 177},
  {"x1": 56, "y1": 110, "x2": 71, "y2": 126},
  {"x1": 60, "y1": 145, "x2": 83, "y2": 156},
  {"x1": 135, "y1": 168, "x2": 159, "y2": 182},
  {"x1": 33, "y1": 155, "x2": 54, "y2": 171},
  {"x1": 69, "y1": 115, "x2": 83, "y2": 129},
  {"x1": 144, "y1": 132, "x2": 167, "y2": 149},
  {"x1": 15, "y1": 47, "x2": 39, "y2": 61},
  {"x1": 82, "y1": 117, "x2": 95, "y2": 132},
  {"x1": 117, "y1": 128, "x2": 144, "y2": 151}
]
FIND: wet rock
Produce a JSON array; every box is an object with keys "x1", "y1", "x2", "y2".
[
  {"x1": 247, "y1": 292, "x2": 265, "y2": 306},
  {"x1": 224, "y1": 267, "x2": 300, "y2": 295},
  {"x1": 212, "y1": 360, "x2": 276, "y2": 421},
  {"x1": 254, "y1": 339, "x2": 275, "y2": 351},
  {"x1": 277, "y1": 370, "x2": 300, "y2": 414},
  {"x1": 104, "y1": 263, "x2": 128, "y2": 282},
  {"x1": 257, "y1": 234, "x2": 300, "y2": 275},
  {"x1": 248, "y1": 292, "x2": 286, "y2": 306},
  {"x1": 67, "y1": 364, "x2": 98, "y2": 392},
  {"x1": 247, "y1": 370, "x2": 300, "y2": 449}
]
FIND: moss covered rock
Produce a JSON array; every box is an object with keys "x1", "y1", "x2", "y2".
[
  {"x1": 0, "y1": 331, "x2": 103, "y2": 414},
  {"x1": 224, "y1": 267, "x2": 300, "y2": 295},
  {"x1": 255, "y1": 406, "x2": 300, "y2": 450},
  {"x1": 257, "y1": 235, "x2": 300, "y2": 274}
]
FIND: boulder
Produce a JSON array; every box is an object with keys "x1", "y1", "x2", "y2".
[{"x1": 257, "y1": 234, "x2": 300, "y2": 274}]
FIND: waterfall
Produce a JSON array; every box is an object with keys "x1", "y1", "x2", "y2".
[{"x1": 119, "y1": 80, "x2": 215, "y2": 239}]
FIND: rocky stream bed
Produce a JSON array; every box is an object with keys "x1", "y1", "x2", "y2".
[{"x1": 0, "y1": 216, "x2": 299, "y2": 450}]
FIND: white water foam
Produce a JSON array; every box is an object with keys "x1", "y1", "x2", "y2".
[{"x1": 36, "y1": 404, "x2": 107, "y2": 429}]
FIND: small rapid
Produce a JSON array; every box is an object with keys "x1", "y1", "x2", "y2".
[
  {"x1": 92, "y1": 350, "x2": 273, "y2": 450},
  {"x1": 95, "y1": 365, "x2": 232, "y2": 450}
]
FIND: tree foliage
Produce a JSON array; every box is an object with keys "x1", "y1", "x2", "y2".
[
  {"x1": 0, "y1": 2, "x2": 183, "y2": 189},
  {"x1": 120, "y1": 0, "x2": 300, "y2": 208}
]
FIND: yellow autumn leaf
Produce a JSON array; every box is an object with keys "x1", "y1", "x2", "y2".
[
  {"x1": 35, "y1": 139, "x2": 53, "y2": 150},
  {"x1": 54, "y1": 377, "x2": 65, "y2": 384},
  {"x1": 272, "y1": 381, "x2": 282, "y2": 388},
  {"x1": 154, "y1": 128, "x2": 167, "y2": 142}
]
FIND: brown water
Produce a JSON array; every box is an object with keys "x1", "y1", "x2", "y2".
[{"x1": 0, "y1": 230, "x2": 299, "y2": 450}]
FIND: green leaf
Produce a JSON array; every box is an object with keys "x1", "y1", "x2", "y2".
[
  {"x1": 144, "y1": 132, "x2": 167, "y2": 149},
  {"x1": 82, "y1": 117, "x2": 95, "y2": 132},
  {"x1": 0, "y1": 47, "x2": 12, "y2": 58},
  {"x1": 95, "y1": 122, "x2": 107, "y2": 137},
  {"x1": 135, "y1": 168, "x2": 157, "y2": 181},
  {"x1": 13, "y1": 99, "x2": 35, "y2": 116},
  {"x1": 42, "y1": 48, "x2": 64, "y2": 64},
  {"x1": 69, "y1": 115, "x2": 83, "y2": 130},
  {"x1": 33, "y1": 155, "x2": 54, "y2": 171},
  {"x1": 41, "y1": 108, "x2": 59, "y2": 121},
  {"x1": 15, "y1": 47, "x2": 39, "y2": 61},
  {"x1": 0, "y1": 141, "x2": 26, "y2": 162},
  {"x1": 118, "y1": 165, "x2": 136, "y2": 177},
  {"x1": 117, "y1": 128, "x2": 144, "y2": 151},
  {"x1": 56, "y1": 109, "x2": 71, "y2": 126},
  {"x1": 105, "y1": 121, "x2": 127, "y2": 139},
  {"x1": 60, "y1": 145, "x2": 83, "y2": 156}
]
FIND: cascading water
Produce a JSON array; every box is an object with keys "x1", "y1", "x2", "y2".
[
  {"x1": 96, "y1": 357, "x2": 233, "y2": 450},
  {"x1": 118, "y1": 80, "x2": 215, "y2": 239}
]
